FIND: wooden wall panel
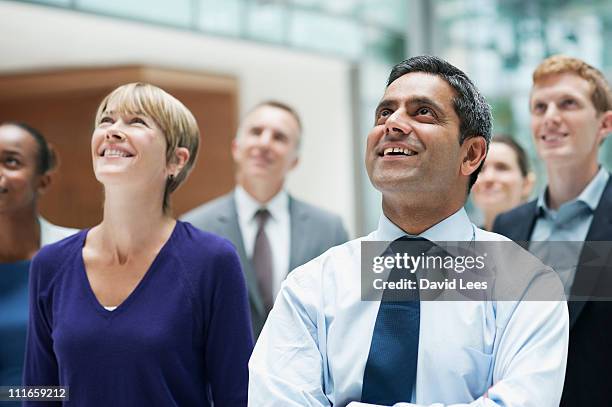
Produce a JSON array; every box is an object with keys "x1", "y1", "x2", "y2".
[
  {"x1": 0, "y1": 66, "x2": 238, "y2": 228},
  {"x1": 168, "y1": 89, "x2": 237, "y2": 216}
]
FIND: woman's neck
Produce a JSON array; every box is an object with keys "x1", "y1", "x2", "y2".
[{"x1": 91, "y1": 187, "x2": 175, "y2": 264}]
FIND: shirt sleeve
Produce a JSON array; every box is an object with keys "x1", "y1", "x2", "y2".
[
  {"x1": 22, "y1": 250, "x2": 61, "y2": 407},
  {"x1": 206, "y1": 244, "x2": 254, "y2": 406},
  {"x1": 249, "y1": 263, "x2": 332, "y2": 406},
  {"x1": 334, "y1": 217, "x2": 349, "y2": 246},
  {"x1": 374, "y1": 297, "x2": 569, "y2": 407},
  {"x1": 484, "y1": 298, "x2": 568, "y2": 407}
]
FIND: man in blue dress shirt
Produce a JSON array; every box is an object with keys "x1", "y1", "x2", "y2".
[{"x1": 249, "y1": 56, "x2": 569, "y2": 406}]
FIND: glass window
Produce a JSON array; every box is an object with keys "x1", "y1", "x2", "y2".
[
  {"x1": 76, "y1": 0, "x2": 192, "y2": 27},
  {"x1": 198, "y1": 0, "x2": 243, "y2": 36},
  {"x1": 290, "y1": 10, "x2": 362, "y2": 58},
  {"x1": 358, "y1": 0, "x2": 411, "y2": 33},
  {"x1": 290, "y1": 0, "x2": 355, "y2": 15},
  {"x1": 245, "y1": 1, "x2": 288, "y2": 43},
  {"x1": 364, "y1": 27, "x2": 405, "y2": 65},
  {"x1": 30, "y1": 0, "x2": 72, "y2": 6}
]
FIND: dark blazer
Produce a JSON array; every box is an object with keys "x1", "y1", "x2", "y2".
[
  {"x1": 182, "y1": 191, "x2": 349, "y2": 337},
  {"x1": 493, "y1": 175, "x2": 612, "y2": 407}
]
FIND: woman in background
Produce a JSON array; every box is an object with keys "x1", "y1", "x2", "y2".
[
  {"x1": 0, "y1": 122, "x2": 75, "y2": 389},
  {"x1": 24, "y1": 83, "x2": 253, "y2": 406},
  {"x1": 472, "y1": 135, "x2": 535, "y2": 231}
]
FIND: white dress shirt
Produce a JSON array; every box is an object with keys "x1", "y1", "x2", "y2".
[
  {"x1": 235, "y1": 186, "x2": 291, "y2": 296},
  {"x1": 38, "y1": 217, "x2": 77, "y2": 246},
  {"x1": 249, "y1": 208, "x2": 569, "y2": 407}
]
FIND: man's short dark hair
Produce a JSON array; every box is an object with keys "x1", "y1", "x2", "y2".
[{"x1": 387, "y1": 56, "x2": 492, "y2": 190}]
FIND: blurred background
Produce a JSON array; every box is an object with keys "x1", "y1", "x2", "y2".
[{"x1": 1, "y1": 0, "x2": 611, "y2": 237}]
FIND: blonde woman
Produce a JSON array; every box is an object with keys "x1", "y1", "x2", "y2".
[{"x1": 24, "y1": 83, "x2": 253, "y2": 406}]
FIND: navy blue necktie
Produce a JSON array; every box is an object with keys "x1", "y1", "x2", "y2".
[{"x1": 361, "y1": 236, "x2": 431, "y2": 405}]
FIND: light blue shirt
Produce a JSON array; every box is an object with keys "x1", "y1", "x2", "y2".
[
  {"x1": 529, "y1": 168, "x2": 609, "y2": 294},
  {"x1": 249, "y1": 208, "x2": 569, "y2": 407}
]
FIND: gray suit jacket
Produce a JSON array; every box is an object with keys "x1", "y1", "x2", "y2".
[{"x1": 181, "y1": 191, "x2": 349, "y2": 337}]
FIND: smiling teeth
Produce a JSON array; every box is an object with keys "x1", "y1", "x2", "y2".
[
  {"x1": 383, "y1": 147, "x2": 416, "y2": 156},
  {"x1": 542, "y1": 134, "x2": 567, "y2": 141},
  {"x1": 104, "y1": 149, "x2": 130, "y2": 157}
]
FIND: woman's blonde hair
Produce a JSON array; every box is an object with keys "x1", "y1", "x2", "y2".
[{"x1": 94, "y1": 83, "x2": 200, "y2": 212}]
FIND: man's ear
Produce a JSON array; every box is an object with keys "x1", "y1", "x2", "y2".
[
  {"x1": 460, "y1": 136, "x2": 487, "y2": 177},
  {"x1": 597, "y1": 110, "x2": 612, "y2": 144},
  {"x1": 290, "y1": 154, "x2": 299, "y2": 170},
  {"x1": 168, "y1": 147, "x2": 190, "y2": 177}
]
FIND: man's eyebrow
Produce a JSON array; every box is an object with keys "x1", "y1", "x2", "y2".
[
  {"x1": 556, "y1": 93, "x2": 583, "y2": 101},
  {"x1": 374, "y1": 99, "x2": 396, "y2": 116},
  {"x1": 376, "y1": 96, "x2": 446, "y2": 113},
  {"x1": 406, "y1": 96, "x2": 445, "y2": 113},
  {"x1": 374, "y1": 95, "x2": 452, "y2": 123}
]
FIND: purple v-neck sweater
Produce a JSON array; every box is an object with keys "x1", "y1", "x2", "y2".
[{"x1": 23, "y1": 221, "x2": 253, "y2": 406}]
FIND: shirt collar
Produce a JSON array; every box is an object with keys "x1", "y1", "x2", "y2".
[
  {"x1": 536, "y1": 167, "x2": 609, "y2": 214},
  {"x1": 375, "y1": 207, "x2": 474, "y2": 242},
  {"x1": 234, "y1": 185, "x2": 289, "y2": 221}
]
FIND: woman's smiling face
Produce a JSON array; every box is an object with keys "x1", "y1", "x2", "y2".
[
  {"x1": 91, "y1": 105, "x2": 169, "y2": 189},
  {"x1": 473, "y1": 141, "x2": 531, "y2": 212}
]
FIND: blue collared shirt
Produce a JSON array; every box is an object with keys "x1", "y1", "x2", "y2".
[
  {"x1": 249, "y1": 208, "x2": 568, "y2": 407},
  {"x1": 530, "y1": 168, "x2": 609, "y2": 294}
]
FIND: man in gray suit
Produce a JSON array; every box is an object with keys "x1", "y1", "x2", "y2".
[{"x1": 182, "y1": 101, "x2": 348, "y2": 337}]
